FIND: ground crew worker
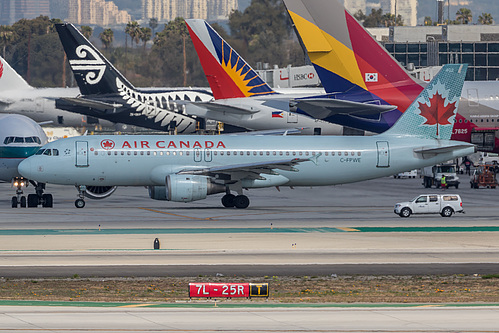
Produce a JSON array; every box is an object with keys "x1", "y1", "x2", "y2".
[{"x1": 441, "y1": 175, "x2": 447, "y2": 189}]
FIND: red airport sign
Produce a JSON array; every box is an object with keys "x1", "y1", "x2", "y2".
[{"x1": 189, "y1": 283, "x2": 269, "y2": 298}]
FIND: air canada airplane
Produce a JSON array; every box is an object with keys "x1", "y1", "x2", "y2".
[
  {"x1": 19, "y1": 64, "x2": 475, "y2": 209},
  {"x1": 185, "y1": 19, "x2": 397, "y2": 136},
  {"x1": 0, "y1": 56, "x2": 104, "y2": 128},
  {"x1": 284, "y1": 0, "x2": 499, "y2": 152},
  {"x1": 55, "y1": 23, "x2": 218, "y2": 134},
  {"x1": 0, "y1": 114, "x2": 48, "y2": 207}
]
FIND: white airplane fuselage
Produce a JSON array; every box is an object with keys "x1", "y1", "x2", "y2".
[
  {"x1": 0, "y1": 87, "x2": 114, "y2": 128},
  {"x1": 18, "y1": 134, "x2": 474, "y2": 188}
]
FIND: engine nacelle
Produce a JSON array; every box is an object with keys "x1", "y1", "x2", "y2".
[
  {"x1": 84, "y1": 186, "x2": 117, "y2": 199},
  {"x1": 148, "y1": 175, "x2": 224, "y2": 202}
]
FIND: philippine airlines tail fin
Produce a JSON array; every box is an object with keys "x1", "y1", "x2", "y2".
[
  {"x1": 185, "y1": 19, "x2": 276, "y2": 100},
  {"x1": 55, "y1": 23, "x2": 135, "y2": 96},
  {"x1": 283, "y1": 0, "x2": 424, "y2": 114},
  {"x1": 384, "y1": 64, "x2": 467, "y2": 140},
  {"x1": 0, "y1": 56, "x2": 32, "y2": 91}
]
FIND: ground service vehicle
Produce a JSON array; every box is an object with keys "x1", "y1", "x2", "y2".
[
  {"x1": 422, "y1": 164, "x2": 460, "y2": 189},
  {"x1": 394, "y1": 194, "x2": 464, "y2": 218},
  {"x1": 470, "y1": 164, "x2": 497, "y2": 189}
]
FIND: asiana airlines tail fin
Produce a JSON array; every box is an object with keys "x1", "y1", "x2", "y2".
[
  {"x1": 283, "y1": 0, "x2": 424, "y2": 115},
  {"x1": 185, "y1": 19, "x2": 276, "y2": 100}
]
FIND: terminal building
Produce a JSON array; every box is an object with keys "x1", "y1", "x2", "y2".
[{"x1": 368, "y1": 25, "x2": 499, "y2": 81}]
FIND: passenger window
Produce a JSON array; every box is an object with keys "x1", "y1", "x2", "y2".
[
  {"x1": 279, "y1": 151, "x2": 283, "y2": 156},
  {"x1": 134, "y1": 151, "x2": 137, "y2": 155},
  {"x1": 338, "y1": 152, "x2": 342, "y2": 156},
  {"x1": 266, "y1": 151, "x2": 270, "y2": 156},
  {"x1": 127, "y1": 151, "x2": 131, "y2": 155},
  {"x1": 286, "y1": 152, "x2": 289, "y2": 156},
  {"x1": 140, "y1": 151, "x2": 144, "y2": 155},
  {"x1": 429, "y1": 196, "x2": 438, "y2": 202}
]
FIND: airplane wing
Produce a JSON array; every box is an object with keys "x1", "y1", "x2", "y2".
[
  {"x1": 177, "y1": 157, "x2": 311, "y2": 181},
  {"x1": 57, "y1": 97, "x2": 123, "y2": 112},
  {"x1": 227, "y1": 128, "x2": 304, "y2": 136},
  {"x1": 294, "y1": 98, "x2": 397, "y2": 119},
  {"x1": 192, "y1": 102, "x2": 260, "y2": 115},
  {"x1": 414, "y1": 144, "x2": 476, "y2": 156}
]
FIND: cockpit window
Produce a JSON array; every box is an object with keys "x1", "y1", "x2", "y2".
[
  {"x1": 3, "y1": 136, "x2": 42, "y2": 145},
  {"x1": 36, "y1": 148, "x2": 59, "y2": 156}
]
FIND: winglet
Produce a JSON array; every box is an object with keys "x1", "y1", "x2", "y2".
[
  {"x1": 55, "y1": 23, "x2": 135, "y2": 96},
  {"x1": 0, "y1": 56, "x2": 32, "y2": 91},
  {"x1": 384, "y1": 64, "x2": 467, "y2": 140},
  {"x1": 185, "y1": 19, "x2": 276, "y2": 100}
]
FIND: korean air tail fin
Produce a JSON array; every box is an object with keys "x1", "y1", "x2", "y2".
[
  {"x1": 384, "y1": 64, "x2": 467, "y2": 140},
  {"x1": 55, "y1": 23, "x2": 135, "y2": 96},
  {"x1": 283, "y1": 0, "x2": 424, "y2": 113},
  {"x1": 185, "y1": 19, "x2": 276, "y2": 100},
  {"x1": 0, "y1": 56, "x2": 32, "y2": 91}
]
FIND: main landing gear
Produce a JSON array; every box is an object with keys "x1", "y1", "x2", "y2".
[
  {"x1": 221, "y1": 189, "x2": 250, "y2": 209},
  {"x1": 75, "y1": 185, "x2": 86, "y2": 208},
  {"x1": 11, "y1": 178, "x2": 53, "y2": 208}
]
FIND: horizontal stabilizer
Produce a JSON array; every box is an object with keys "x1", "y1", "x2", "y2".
[
  {"x1": 194, "y1": 102, "x2": 260, "y2": 115},
  {"x1": 57, "y1": 97, "x2": 122, "y2": 111},
  {"x1": 295, "y1": 98, "x2": 396, "y2": 119},
  {"x1": 414, "y1": 144, "x2": 476, "y2": 156}
]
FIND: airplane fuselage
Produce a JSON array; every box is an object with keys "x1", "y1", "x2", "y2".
[{"x1": 19, "y1": 134, "x2": 474, "y2": 188}]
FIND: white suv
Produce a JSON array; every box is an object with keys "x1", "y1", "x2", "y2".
[{"x1": 394, "y1": 194, "x2": 463, "y2": 218}]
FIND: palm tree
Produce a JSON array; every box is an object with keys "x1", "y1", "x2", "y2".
[
  {"x1": 478, "y1": 13, "x2": 493, "y2": 25},
  {"x1": 125, "y1": 21, "x2": 140, "y2": 48},
  {"x1": 139, "y1": 27, "x2": 152, "y2": 51},
  {"x1": 424, "y1": 16, "x2": 433, "y2": 26},
  {"x1": 149, "y1": 18, "x2": 158, "y2": 38},
  {"x1": 0, "y1": 26, "x2": 15, "y2": 59},
  {"x1": 456, "y1": 8, "x2": 472, "y2": 24},
  {"x1": 99, "y1": 28, "x2": 114, "y2": 49},
  {"x1": 80, "y1": 25, "x2": 93, "y2": 39}
]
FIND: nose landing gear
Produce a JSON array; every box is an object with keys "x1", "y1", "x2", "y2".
[
  {"x1": 11, "y1": 177, "x2": 27, "y2": 208},
  {"x1": 75, "y1": 185, "x2": 86, "y2": 208},
  {"x1": 11, "y1": 178, "x2": 53, "y2": 208}
]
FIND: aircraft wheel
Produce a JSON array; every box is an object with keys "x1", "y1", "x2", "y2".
[
  {"x1": 233, "y1": 195, "x2": 250, "y2": 209},
  {"x1": 11, "y1": 196, "x2": 18, "y2": 208},
  {"x1": 42, "y1": 194, "x2": 53, "y2": 208},
  {"x1": 27, "y1": 194, "x2": 39, "y2": 208},
  {"x1": 221, "y1": 194, "x2": 235, "y2": 208},
  {"x1": 20, "y1": 196, "x2": 26, "y2": 208},
  {"x1": 75, "y1": 199, "x2": 85, "y2": 208}
]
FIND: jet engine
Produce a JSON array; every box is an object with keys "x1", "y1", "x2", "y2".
[
  {"x1": 84, "y1": 186, "x2": 118, "y2": 199},
  {"x1": 148, "y1": 174, "x2": 224, "y2": 202}
]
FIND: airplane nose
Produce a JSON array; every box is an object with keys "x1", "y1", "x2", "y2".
[{"x1": 18, "y1": 158, "x2": 32, "y2": 178}]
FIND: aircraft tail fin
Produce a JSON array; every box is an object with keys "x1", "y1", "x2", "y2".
[
  {"x1": 0, "y1": 56, "x2": 32, "y2": 91},
  {"x1": 283, "y1": 0, "x2": 424, "y2": 113},
  {"x1": 55, "y1": 23, "x2": 135, "y2": 95},
  {"x1": 384, "y1": 64, "x2": 467, "y2": 140},
  {"x1": 185, "y1": 19, "x2": 277, "y2": 100}
]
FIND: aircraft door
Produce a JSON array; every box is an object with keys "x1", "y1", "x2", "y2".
[
  {"x1": 194, "y1": 148, "x2": 202, "y2": 162},
  {"x1": 376, "y1": 141, "x2": 390, "y2": 168},
  {"x1": 75, "y1": 141, "x2": 89, "y2": 167},
  {"x1": 287, "y1": 111, "x2": 298, "y2": 123},
  {"x1": 204, "y1": 148, "x2": 212, "y2": 162}
]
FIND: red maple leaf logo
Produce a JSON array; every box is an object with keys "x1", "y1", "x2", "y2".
[
  {"x1": 100, "y1": 139, "x2": 115, "y2": 150},
  {"x1": 418, "y1": 92, "x2": 456, "y2": 136},
  {"x1": 0, "y1": 61, "x2": 4, "y2": 79}
]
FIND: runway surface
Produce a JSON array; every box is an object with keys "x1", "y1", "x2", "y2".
[
  {"x1": 1, "y1": 176, "x2": 498, "y2": 277},
  {"x1": 0, "y1": 305, "x2": 498, "y2": 332}
]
